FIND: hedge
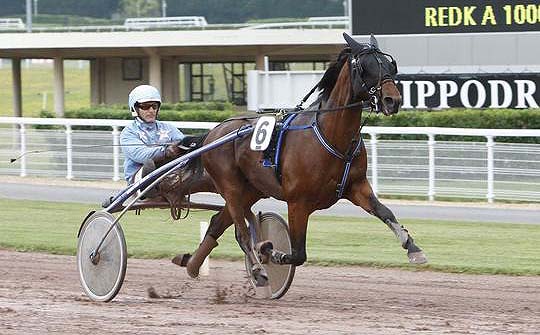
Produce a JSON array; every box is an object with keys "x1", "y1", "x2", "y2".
[
  {"x1": 362, "y1": 108, "x2": 540, "y2": 143},
  {"x1": 37, "y1": 106, "x2": 540, "y2": 143},
  {"x1": 37, "y1": 102, "x2": 237, "y2": 131},
  {"x1": 365, "y1": 108, "x2": 540, "y2": 129}
]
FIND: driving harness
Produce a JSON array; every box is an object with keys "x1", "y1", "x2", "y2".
[{"x1": 259, "y1": 46, "x2": 395, "y2": 199}]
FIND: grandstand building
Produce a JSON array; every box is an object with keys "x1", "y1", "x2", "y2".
[{"x1": 0, "y1": 5, "x2": 538, "y2": 116}]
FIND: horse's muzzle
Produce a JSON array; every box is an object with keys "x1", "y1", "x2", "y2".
[
  {"x1": 381, "y1": 95, "x2": 401, "y2": 115},
  {"x1": 380, "y1": 80, "x2": 402, "y2": 115}
]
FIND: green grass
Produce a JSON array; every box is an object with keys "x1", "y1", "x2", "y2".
[
  {"x1": 0, "y1": 198, "x2": 539, "y2": 276},
  {"x1": 0, "y1": 62, "x2": 90, "y2": 117}
]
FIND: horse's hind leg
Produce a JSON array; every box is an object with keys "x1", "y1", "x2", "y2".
[
  {"x1": 346, "y1": 179, "x2": 427, "y2": 264},
  {"x1": 175, "y1": 199, "x2": 259, "y2": 278},
  {"x1": 221, "y1": 192, "x2": 273, "y2": 289},
  {"x1": 171, "y1": 208, "x2": 229, "y2": 277}
]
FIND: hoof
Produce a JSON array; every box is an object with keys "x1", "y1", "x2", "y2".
[
  {"x1": 171, "y1": 253, "x2": 191, "y2": 267},
  {"x1": 255, "y1": 285, "x2": 272, "y2": 299},
  {"x1": 251, "y1": 265, "x2": 269, "y2": 287},
  {"x1": 251, "y1": 265, "x2": 271, "y2": 299},
  {"x1": 408, "y1": 251, "x2": 428, "y2": 264},
  {"x1": 255, "y1": 240, "x2": 273, "y2": 264}
]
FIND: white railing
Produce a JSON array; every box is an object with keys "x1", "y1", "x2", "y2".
[
  {"x1": 0, "y1": 18, "x2": 25, "y2": 30},
  {"x1": 241, "y1": 21, "x2": 347, "y2": 30},
  {"x1": 0, "y1": 117, "x2": 217, "y2": 182},
  {"x1": 307, "y1": 16, "x2": 348, "y2": 22},
  {"x1": 124, "y1": 16, "x2": 208, "y2": 28},
  {"x1": 1, "y1": 117, "x2": 539, "y2": 202},
  {"x1": 364, "y1": 127, "x2": 540, "y2": 203}
]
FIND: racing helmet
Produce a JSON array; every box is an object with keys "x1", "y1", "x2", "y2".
[{"x1": 128, "y1": 85, "x2": 162, "y2": 117}]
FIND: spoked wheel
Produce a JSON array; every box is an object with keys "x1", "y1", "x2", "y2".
[
  {"x1": 77, "y1": 211, "x2": 127, "y2": 302},
  {"x1": 245, "y1": 212, "x2": 295, "y2": 299}
]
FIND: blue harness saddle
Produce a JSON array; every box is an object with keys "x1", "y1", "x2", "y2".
[{"x1": 261, "y1": 111, "x2": 364, "y2": 199}]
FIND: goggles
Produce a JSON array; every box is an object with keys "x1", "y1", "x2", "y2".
[{"x1": 137, "y1": 101, "x2": 160, "y2": 110}]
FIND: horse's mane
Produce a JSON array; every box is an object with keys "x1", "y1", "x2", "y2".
[{"x1": 316, "y1": 47, "x2": 351, "y2": 101}]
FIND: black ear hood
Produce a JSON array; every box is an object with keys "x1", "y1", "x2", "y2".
[
  {"x1": 343, "y1": 32, "x2": 375, "y2": 54},
  {"x1": 369, "y1": 33, "x2": 379, "y2": 48}
]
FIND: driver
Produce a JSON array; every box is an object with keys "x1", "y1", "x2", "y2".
[{"x1": 120, "y1": 84, "x2": 184, "y2": 184}]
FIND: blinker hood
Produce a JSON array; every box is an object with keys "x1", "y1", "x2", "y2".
[{"x1": 342, "y1": 32, "x2": 379, "y2": 54}]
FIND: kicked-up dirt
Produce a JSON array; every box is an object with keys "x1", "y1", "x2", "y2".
[{"x1": 0, "y1": 249, "x2": 539, "y2": 334}]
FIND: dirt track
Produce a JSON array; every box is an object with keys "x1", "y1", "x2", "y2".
[{"x1": 0, "y1": 249, "x2": 539, "y2": 334}]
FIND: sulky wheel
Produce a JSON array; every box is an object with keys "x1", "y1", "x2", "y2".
[
  {"x1": 77, "y1": 211, "x2": 127, "y2": 302},
  {"x1": 245, "y1": 212, "x2": 295, "y2": 299}
]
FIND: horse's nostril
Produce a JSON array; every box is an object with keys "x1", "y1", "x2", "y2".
[{"x1": 383, "y1": 97, "x2": 394, "y2": 107}]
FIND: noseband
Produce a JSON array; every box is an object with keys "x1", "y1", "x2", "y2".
[{"x1": 349, "y1": 48, "x2": 397, "y2": 113}]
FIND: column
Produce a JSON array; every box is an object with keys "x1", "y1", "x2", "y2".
[
  {"x1": 161, "y1": 58, "x2": 179, "y2": 103},
  {"x1": 255, "y1": 53, "x2": 266, "y2": 71},
  {"x1": 145, "y1": 49, "x2": 162, "y2": 92},
  {"x1": 12, "y1": 58, "x2": 22, "y2": 117},
  {"x1": 183, "y1": 63, "x2": 192, "y2": 102},
  {"x1": 53, "y1": 57, "x2": 65, "y2": 117},
  {"x1": 90, "y1": 59, "x2": 99, "y2": 106}
]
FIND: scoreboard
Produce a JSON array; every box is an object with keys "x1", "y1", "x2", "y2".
[{"x1": 351, "y1": 0, "x2": 540, "y2": 35}]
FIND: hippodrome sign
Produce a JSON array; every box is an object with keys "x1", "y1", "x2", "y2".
[
  {"x1": 351, "y1": 0, "x2": 540, "y2": 34},
  {"x1": 396, "y1": 73, "x2": 540, "y2": 109}
]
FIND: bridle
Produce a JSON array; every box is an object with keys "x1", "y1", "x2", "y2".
[
  {"x1": 292, "y1": 47, "x2": 398, "y2": 115},
  {"x1": 348, "y1": 47, "x2": 398, "y2": 114}
]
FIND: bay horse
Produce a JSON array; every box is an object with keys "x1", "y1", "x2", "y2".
[{"x1": 175, "y1": 33, "x2": 427, "y2": 284}]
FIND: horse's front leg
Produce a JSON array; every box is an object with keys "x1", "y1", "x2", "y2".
[
  {"x1": 346, "y1": 179, "x2": 428, "y2": 264},
  {"x1": 267, "y1": 201, "x2": 311, "y2": 266}
]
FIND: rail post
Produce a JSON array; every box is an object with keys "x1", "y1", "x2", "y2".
[
  {"x1": 65, "y1": 125, "x2": 73, "y2": 179},
  {"x1": 112, "y1": 126, "x2": 120, "y2": 181},
  {"x1": 428, "y1": 134, "x2": 436, "y2": 201},
  {"x1": 19, "y1": 123, "x2": 27, "y2": 177},
  {"x1": 370, "y1": 132, "x2": 378, "y2": 195},
  {"x1": 486, "y1": 136, "x2": 495, "y2": 203}
]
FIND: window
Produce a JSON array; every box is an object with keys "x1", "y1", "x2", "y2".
[{"x1": 122, "y1": 58, "x2": 142, "y2": 81}]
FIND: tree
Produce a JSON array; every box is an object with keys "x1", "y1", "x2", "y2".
[
  {"x1": 119, "y1": 0, "x2": 161, "y2": 18},
  {"x1": 0, "y1": 0, "x2": 24, "y2": 16},
  {"x1": 166, "y1": 0, "x2": 343, "y2": 23},
  {"x1": 0, "y1": 0, "x2": 343, "y2": 22},
  {"x1": 42, "y1": 0, "x2": 121, "y2": 18}
]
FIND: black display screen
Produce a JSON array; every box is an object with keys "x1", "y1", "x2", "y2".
[
  {"x1": 351, "y1": 0, "x2": 540, "y2": 34},
  {"x1": 395, "y1": 73, "x2": 540, "y2": 109}
]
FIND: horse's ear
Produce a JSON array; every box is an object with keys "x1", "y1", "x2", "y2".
[
  {"x1": 370, "y1": 33, "x2": 379, "y2": 49},
  {"x1": 343, "y1": 32, "x2": 364, "y2": 54}
]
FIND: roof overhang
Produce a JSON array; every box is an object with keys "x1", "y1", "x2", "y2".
[{"x1": 0, "y1": 29, "x2": 347, "y2": 61}]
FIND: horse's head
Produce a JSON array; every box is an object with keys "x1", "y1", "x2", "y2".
[{"x1": 343, "y1": 33, "x2": 401, "y2": 115}]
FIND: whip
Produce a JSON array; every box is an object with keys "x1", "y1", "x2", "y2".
[{"x1": 9, "y1": 142, "x2": 173, "y2": 163}]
